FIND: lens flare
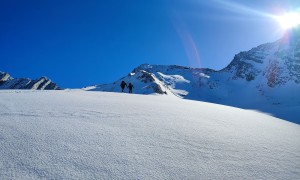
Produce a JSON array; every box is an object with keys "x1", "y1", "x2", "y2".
[
  {"x1": 172, "y1": 17, "x2": 202, "y2": 68},
  {"x1": 212, "y1": 0, "x2": 274, "y2": 19},
  {"x1": 275, "y1": 12, "x2": 300, "y2": 30},
  {"x1": 212, "y1": 0, "x2": 300, "y2": 31}
]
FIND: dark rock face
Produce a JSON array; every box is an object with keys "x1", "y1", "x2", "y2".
[
  {"x1": 266, "y1": 61, "x2": 280, "y2": 87},
  {"x1": 0, "y1": 72, "x2": 61, "y2": 90},
  {"x1": 137, "y1": 70, "x2": 156, "y2": 83},
  {"x1": 223, "y1": 52, "x2": 261, "y2": 81}
]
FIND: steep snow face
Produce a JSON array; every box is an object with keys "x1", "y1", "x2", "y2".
[
  {"x1": 0, "y1": 90, "x2": 299, "y2": 179},
  {"x1": 0, "y1": 72, "x2": 60, "y2": 90},
  {"x1": 86, "y1": 31, "x2": 300, "y2": 123},
  {"x1": 217, "y1": 29, "x2": 300, "y2": 122}
]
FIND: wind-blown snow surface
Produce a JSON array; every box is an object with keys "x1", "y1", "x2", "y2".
[{"x1": 0, "y1": 90, "x2": 299, "y2": 179}]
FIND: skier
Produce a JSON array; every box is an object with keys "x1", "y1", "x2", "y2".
[
  {"x1": 128, "y1": 83, "x2": 134, "y2": 93},
  {"x1": 120, "y1": 81, "x2": 127, "y2": 92}
]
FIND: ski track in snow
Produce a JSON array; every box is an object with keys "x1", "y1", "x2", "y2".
[{"x1": 0, "y1": 90, "x2": 299, "y2": 179}]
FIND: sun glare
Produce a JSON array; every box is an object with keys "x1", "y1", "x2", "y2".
[{"x1": 275, "y1": 12, "x2": 300, "y2": 30}]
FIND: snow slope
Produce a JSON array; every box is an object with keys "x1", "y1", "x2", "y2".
[{"x1": 0, "y1": 90, "x2": 299, "y2": 179}]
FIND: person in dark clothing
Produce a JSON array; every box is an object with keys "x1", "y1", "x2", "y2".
[
  {"x1": 128, "y1": 83, "x2": 134, "y2": 93},
  {"x1": 120, "y1": 81, "x2": 127, "y2": 92}
]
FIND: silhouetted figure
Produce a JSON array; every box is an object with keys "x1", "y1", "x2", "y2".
[
  {"x1": 120, "y1": 81, "x2": 127, "y2": 92},
  {"x1": 128, "y1": 83, "x2": 134, "y2": 93}
]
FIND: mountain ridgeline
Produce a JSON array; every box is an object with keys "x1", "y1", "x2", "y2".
[
  {"x1": 0, "y1": 72, "x2": 60, "y2": 90},
  {"x1": 86, "y1": 29, "x2": 300, "y2": 123}
]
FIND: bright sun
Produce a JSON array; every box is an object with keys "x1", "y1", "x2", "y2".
[{"x1": 275, "y1": 12, "x2": 300, "y2": 30}]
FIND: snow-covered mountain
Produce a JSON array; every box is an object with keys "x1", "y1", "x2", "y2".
[
  {"x1": 0, "y1": 71, "x2": 60, "y2": 90},
  {"x1": 85, "y1": 29, "x2": 300, "y2": 123},
  {"x1": 0, "y1": 90, "x2": 299, "y2": 179}
]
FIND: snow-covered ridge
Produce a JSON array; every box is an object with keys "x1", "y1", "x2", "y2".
[
  {"x1": 0, "y1": 72, "x2": 60, "y2": 90},
  {"x1": 85, "y1": 30, "x2": 300, "y2": 123}
]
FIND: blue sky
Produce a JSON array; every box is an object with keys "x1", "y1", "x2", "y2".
[{"x1": 0, "y1": 0, "x2": 299, "y2": 88}]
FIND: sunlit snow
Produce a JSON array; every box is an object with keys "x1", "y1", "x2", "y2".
[{"x1": 0, "y1": 90, "x2": 299, "y2": 179}]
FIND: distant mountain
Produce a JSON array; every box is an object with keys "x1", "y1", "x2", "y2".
[
  {"x1": 0, "y1": 72, "x2": 60, "y2": 90},
  {"x1": 85, "y1": 29, "x2": 300, "y2": 123}
]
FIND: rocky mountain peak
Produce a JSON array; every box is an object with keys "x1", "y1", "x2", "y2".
[
  {"x1": 0, "y1": 72, "x2": 12, "y2": 82},
  {"x1": 220, "y1": 30, "x2": 300, "y2": 86},
  {"x1": 0, "y1": 71, "x2": 61, "y2": 90}
]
